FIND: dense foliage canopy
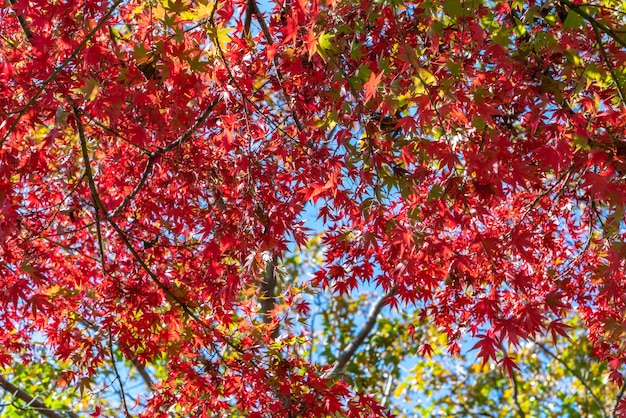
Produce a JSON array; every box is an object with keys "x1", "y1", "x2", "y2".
[{"x1": 1, "y1": 0, "x2": 626, "y2": 415}]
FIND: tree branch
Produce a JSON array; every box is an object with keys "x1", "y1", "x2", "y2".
[
  {"x1": 78, "y1": 130, "x2": 204, "y2": 324},
  {"x1": 133, "y1": 362, "x2": 154, "y2": 390},
  {"x1": 241, "y1": 0, "x2": 305, "y2": 132},
  {"x1": 243, "y1": 0, "x2": 254, "y2": 36},
  {"x1": 8, "y1": 0, "x2": 34, "y2": 41},
  {"x1": 511, "y1": 369, "x2": 526, "y2": 418},
  {"x1": 73, "y1": 106, "x2": 108, "y2": 277},
  {"x1": 534, "y1": 340, "x2": 609, "y2": 418},
  {"x1": 380, "y1": 371, "x2": 394, "y2": 407},
  {"x1": 326, "y1": 287, "x2": 396, "y2": 378},
  {"x1": 109, "y1": 96, "x2": 220, "y2": 219},
  {"x1": 74, "y1": 105, "x2": 247, "y2": 358},
  {"x1": 559, "y1": 0, "x2": 626, "y2": 48},
  {"x1": 614, "y1": 382, "x2": 626, "y2": 417},
  {"x1": 244, "y1": 0, "x2": 273, "y2": 46},
  {"x1": 591, "y1": 22, "x2": 626, "y2": 106},
  {"x1": 259, "y1": 255, "x2": 279, "y2": 337},
  {"x1": 75, "y1": 106, "x2": 204, "y2": 322},
  {"x1": 77, "y1": 317, "x2": 154, "y2": 391},
  {"x1": 108, "y1": 334, "x2": 130, "y2": 417},
  {"x1": 0, "y1": 375, "x2": 80, "y2": 418}
]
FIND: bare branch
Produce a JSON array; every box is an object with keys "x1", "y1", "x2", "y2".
[
  {"x1": 259, "y1": 255, "x2": 279, "y2": 338},
  {"x1": 511, "y1": 369, "x2": 526, "y2": 418},
  {"x1": 0, "y1": 375, "x2": 80, "y2": 418},
  {"x1": 326, "y1": 287, "x2": 396, "y2": 378},
  {"x1": 534, "y1": 340, "x2": 609, "y2": 418}
]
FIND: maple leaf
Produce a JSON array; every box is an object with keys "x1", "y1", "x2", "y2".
[
  {"x1": 363, "y1": 71, "x2": 384, "y2": 104},
  {"x1": 499, "y1": 356, "x2": 519, "y2": 379},
  {"x1": 89, "y1": 405, "x2": 102, "y2": 417},
  {"x1": 615, "y1": 400, "x2": 626, "y2": 418},
  {"x1": 471, "y1": 335, "x2": 498, "y2": 365},
  {"x1": 417, "y1": 343, "x2": 434, "y2": 358},
  {"x1": 306, "y1": 28, "x2": 318, "y2": 59},
  {"x1": 547, "y1": 320, "x2": 572, "y2": 344}
]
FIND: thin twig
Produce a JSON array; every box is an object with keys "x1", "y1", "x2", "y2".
[
  {"x1": 243, "y1": 0, "x2": 305, "y2": 132},
  {"x1": 613, "y1": 382, "x2": 626, "y2": 417},
  {"x1": 213, "y1": 33, "x2": 303, "y2": 153},
  {"x1": 153, "y1": 97, "x2": 221, "y2": 156},
  {"x1": 108, "y1": 334, "x2": 130, "y2": 417},
  {"x1": 109, "y1": 96, "x2": 220, "y2": 218},
  {"x1": 326, "y1": 287, "x2": 396, "y2": 378},
  {"x1": 578, "y1": 3, "x2": 626, "y2": 16},
  {"x1": 534, "y1": 340, "x2": 609, "y2": 418},
  {"x1": 505, "y1": 165, "x2": 574, "y2": 240}
]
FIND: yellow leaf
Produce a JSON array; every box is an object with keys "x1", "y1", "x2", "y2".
[
  {"x1": 207, "y1": 25, "x2": 233, "y2": 49},
  {"x1": 419, "y1": 68, "x2": 437, "y2": 85},
  {"x1": 393, "y1": 382, "x2": 406, "y2": 398},
  {"x1": 75, "y1": 77, "x2": 99, "y2": 101},
  {"x1": 44, "y1": 285, "x2": 62, "y2": 296},
  {"x1": 316, "y1": 31, "x2": 336, "y2": 62},
  {"x1": 153, "y1": 3, "x2": 166, "y2": 20},
  {"x1": 180, "y1": 1, "x2": 214, "y2": 20},
  {"x1": 411, "y1": 69, "x2": 437, "y2": 95}
]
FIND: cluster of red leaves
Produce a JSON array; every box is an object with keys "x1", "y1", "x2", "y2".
[{"x1": 1, "y1": 0, "x2": 626, "y2": 415}]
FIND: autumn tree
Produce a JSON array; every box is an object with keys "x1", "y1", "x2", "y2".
[{"x1": 1, "y1": 0, "x2": 626, "y2": 415}]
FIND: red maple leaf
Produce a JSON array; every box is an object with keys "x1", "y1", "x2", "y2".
[{"x1": 363, "y1": 71, "x2": 384, "y2": 103}]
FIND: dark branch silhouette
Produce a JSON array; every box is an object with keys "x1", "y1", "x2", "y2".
[
  {"x1": 326, "y1": 287, "x2": 396, "y2": 378},
  {"x1": 0, "y1": 375, "x2": 80, "y2": 418}
]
